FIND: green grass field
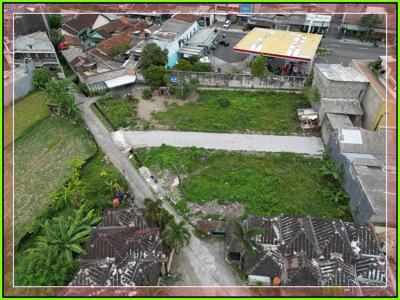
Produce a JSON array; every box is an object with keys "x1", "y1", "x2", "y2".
[
  {"x1": 14, "y1": 117, "x2": 96, "y2": 245},
  {"x1": 154, "y1": 90, "x2": 310, "y2": 135},
  {"x1": 96, "y1": 97, "x2": 138, "y2": 129},
  {"x1": 134, "y1": 145, "x2": 351, "y2": 221},
  {"x1": 14, "y1": 91, "x2": 50, "y2": 140}
]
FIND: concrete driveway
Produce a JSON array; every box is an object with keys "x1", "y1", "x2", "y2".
[{"x1": 112, "y1": 130, "x2": 324, "y2": 156}]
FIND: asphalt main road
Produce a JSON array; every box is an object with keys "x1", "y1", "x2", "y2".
[
  {"x1": 112, "y1": 130, "x2": 325, "y2": 156},
  {"x1": 212, "y1": 30, "x2": 248, "y2": 63},
  {"x1": 317, "y1": 37, "x2": 386, "y2": 66}
]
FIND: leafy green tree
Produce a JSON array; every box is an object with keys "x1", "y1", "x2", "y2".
[
  {"x1": 49, "y1": 14, "x2": 62, "y2": 29},
  {"x1": 231, "y1": 219, "x2": 263, "y2": 267},
  {"x1": 251, "y1": 56, "x2": 267, "y2": 76},
  {"x1": 360, "y1": 14, "x2": 382, "y2": 41},
  {"x1": 175, "y1": 59, "x2": 193, "y2": 71},
  {"x1": 32, "y1": 67, "x2": 53, "y2": 89},
  {"x1": 140, "y1": 43, "x2": 168, "y2": 70},
  {"x1": 163, "y1": 220, "x2": 191, "y2": 253},
  {"x1": 144, "y1": 198, "x2": 163, "y2": 223},
  {"x1": 192, "y1": 62, "x2": 212, "y2": 72},
  {"x1": 187, "y1": 55, "x2": 199, "y2": 64},
  {"x1": 143, "y1": 65, "x2": 168, "y2": 89},
  {"x1": 45, "y1": 78, "x2": 80, "y2": 119},
  {"x1": 108, "y1": 42, "x2": 131, "y2": 58}
]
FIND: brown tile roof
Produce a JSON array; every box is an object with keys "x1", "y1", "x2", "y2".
[
  {"x1": 61, "y1": 14, "x2": 101, "y2": 35},
  {"x1": 172, "y1": 14, "x2": 198, "y2": 23},
  {"x1": 95, "y1": 17, "x2": 130, "y2": 39},
  {"x1": 95, "y1": 20, "x2": 149, "y2": 55},
  {"x1": 62, "y1": 34, "x2": 83, "y2": 47}
]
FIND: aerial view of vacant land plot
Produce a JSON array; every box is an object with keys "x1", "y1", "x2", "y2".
[
  {"x1": 93, "y1": 96, "x2": 138, "y2": 130},
  {"x1": 14, "y1": 91, "x2": 49, "y2": 140},
  {"x1": 14, "y1": 116, "x2": 96, "y2": 245},
  {"x1": 154, "y1": 90, "x2": 310, "y2": 135},
  {"x1": 134, "y1": 145, "x2": 351, "y2": 220}
]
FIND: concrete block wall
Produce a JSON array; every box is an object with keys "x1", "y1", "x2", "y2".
[
  {"x1": 169, "y1": 71, "x2": 307, "y2": 90},
  {"x1": 313, "y1": 67, "x2": 368, "y2": 100},
  {"x1": 326, "y1": 133, "x2": 375, "y2": 224}
]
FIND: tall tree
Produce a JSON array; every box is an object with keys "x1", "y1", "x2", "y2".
[
  {"x1": 162, "y1": 220, "x2": 190, "y2": 253},
  {"x1": 251, "y1": 56, "x2": 267, "y2": 76},
  {"x1": 32, "y1": 67, "x2": 53, "y2": 89},
  {"x1": 360, "y1": 14, "x2": 382, "y2": 41},
  {"x1": 143, "y1": 65, "x2": 168, "y2": 89},
  {"x1": 231, "y1": 219, "x2": 263, "y2": 267},
  {"x1": 49, "y1": 14, "x2": 62, "y2": 29},
  {"x1": 140, "y1": 43, "x2": 168, "y2": 70}
]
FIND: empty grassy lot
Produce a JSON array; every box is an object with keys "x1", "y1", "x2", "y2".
[
  {"x1": 154, "y1": 90, "x2": 310, "y2": 135},
  {"x1": 14, "y1": 91, "x2": 50, "y2": 140},
  {"x1": 14, "y1": 117, "x2": 96, "y2": 245},
  {"x1": 95, "y1": 96, "x2": 138, "y2": 129},
  {"x1": 134, "y1": 145, "x2": 351, "y2": 221}
]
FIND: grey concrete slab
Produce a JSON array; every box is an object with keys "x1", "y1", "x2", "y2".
[{"x1": 112, "y1": 130, "x2": 325, "y2": 156}]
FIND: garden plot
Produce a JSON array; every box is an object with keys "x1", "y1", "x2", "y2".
[{"x1": 14, "y1": 117, "x2": 96, "y2": 245}]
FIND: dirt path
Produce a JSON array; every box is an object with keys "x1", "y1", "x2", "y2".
[{"x1": 132, "y1": 86, "x2": 198, "y2": 122}]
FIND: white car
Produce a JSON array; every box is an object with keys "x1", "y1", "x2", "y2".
[{"x1": 223, "y1": 19, "x2": 231, "y2": 29}]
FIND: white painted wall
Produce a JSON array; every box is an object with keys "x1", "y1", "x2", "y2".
[{"x1": 154, "y1": 21, "x2": 199, "y2": 67}]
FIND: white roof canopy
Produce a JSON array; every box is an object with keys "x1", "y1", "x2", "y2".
[{"x1": 105, "y1": 75, "x2": 136, "y2": 88}]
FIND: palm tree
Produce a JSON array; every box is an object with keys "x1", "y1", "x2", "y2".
[
  {"x1": 35, "y1": 206, "x2": 101, "y2": 266},
  {"x1": 163, "y1": 221, "x2": 191, "y2": 253},
  {"x1": 144, "y1": 198, "x2": 163, "y2": 225},
  {"x1": 231, "y1": 219, "x2": 263, "y2": 268}
]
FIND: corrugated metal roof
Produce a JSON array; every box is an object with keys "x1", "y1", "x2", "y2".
[
  {"x1": 315, "y1": 64, "x2": 369, "y2": 82},
  {"x1": 234, "y1": 28, "x2": 322, "y2": 61},
  {"x1": 105, "y1": 75, "x2": 136, "y2": 88}
]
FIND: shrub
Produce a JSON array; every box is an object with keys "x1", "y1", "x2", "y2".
[
  {"x1": 108, "y1": 42, "x2": 130, "y2": 59},
  {"x1": 143, "y1": 65, "x2": 168, "y2": 89},
  {"x1": 142, "y1": 88, "x2": 153, "y2": 100},
  {"x1": 251, "y1": 56, "x2": 267, "y2": 76},
  {"x1": 33, "y1": 67, "x2": 53, "y2": 89},
  {"x1": 218, "y1": 97, "x2": 231, "y2": 108}
]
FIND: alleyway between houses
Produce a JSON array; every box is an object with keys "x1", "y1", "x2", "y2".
[
  {"x1": 76, "y1": 93, "x2": 244, "y2": 287},
  {"x1": 112, "y1": 130, "x2": 325, "y2": 155}
]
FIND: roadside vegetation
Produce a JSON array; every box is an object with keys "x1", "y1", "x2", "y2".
[
  {"x1": 133, "y1": 145, "x2": 352, "y2": 221},
  {"x1": 94, "y1": 94, "x2": 138, "y2": 129},
  {"x1": 15, "y1": 151, "x2": 127, "y2": 285},
  {"x1": 154, "y1": 90, "x2": 311, "y2": 135},
  {"x1": 14, "y1": 81, "x2": 127, "y2": 286}
]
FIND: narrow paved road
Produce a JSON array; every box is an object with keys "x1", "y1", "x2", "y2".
[
  {"x1": 76, "y1": 94, "x2": 243, "y2": 287},
  {"x1": 76, "y1": 93, "x2": 154, "y2": 203},
  {"x1": 112, "y1": 130, "x2": 324, "y2": 156}
]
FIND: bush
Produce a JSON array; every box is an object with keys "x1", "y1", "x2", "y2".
[
  {"x1": 77, "y1": 82, "x2": 90, "y2": 96},
  {"x1": 251, "y1": 56, "x2": 267, "y2": 76},
  {"x1": 33, "y1": 67, "x2": 53, "y2": 89},
  {"x1": 301, "y1": 86, "x2": 320, "y2": 105},
  {"x1": 143, "y1": 65, "x2": 168, "y2": 89},
  {"x1": 218, "y1": 97, "x2": 231, "y2": 108},
  {"x1": 142, "y1": 88, "x2": 153, "y2": 100},
  {"x1": 108, "y1": 42, "x2": 130, "y2": 59}
]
